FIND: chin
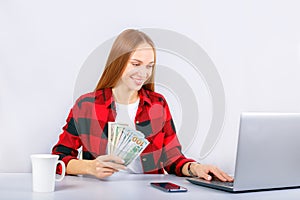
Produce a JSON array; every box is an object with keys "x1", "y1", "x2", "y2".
[
  {"x1": 125, "y1": 80, "x2": 146, "y2": 91},
  {"x1": 129, "y1": 85, "x2": 143, "y2": 91}
]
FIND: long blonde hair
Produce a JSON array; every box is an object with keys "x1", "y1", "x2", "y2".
[{"x1": 95, "y1": 29, "x2": 156, "y2": 92}]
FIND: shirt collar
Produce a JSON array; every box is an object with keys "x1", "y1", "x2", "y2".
[{"x1": 138, "y1": 87, "x2": 152, "y2": 106}]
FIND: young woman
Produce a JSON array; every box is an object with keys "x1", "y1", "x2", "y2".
[{"x1": 52, "y1": 29, "x2": 233, "y2": 182}]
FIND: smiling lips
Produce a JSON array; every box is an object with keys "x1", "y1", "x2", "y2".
[{"x1": 131, "y1": 76, "x2": 145, "y2": 86}]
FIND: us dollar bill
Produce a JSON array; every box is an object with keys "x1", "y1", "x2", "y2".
[{"x1": 108, "y1": 122, "x2": 149, "y2": 166}]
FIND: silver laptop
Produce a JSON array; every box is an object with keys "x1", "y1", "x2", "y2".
[{"x1": 187, "y1": 112, "x2": 300, "y2": 192}]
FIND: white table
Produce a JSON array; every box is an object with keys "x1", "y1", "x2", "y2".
[{"x1": 1, "y1": 173, "x2": 300, "y2": 200}]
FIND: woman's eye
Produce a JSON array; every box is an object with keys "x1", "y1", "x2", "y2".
[
  {"x1": 146, "y1": 65, "x2": 153, "y2": 69},
  {"x1": 132, "y1": 63, "x2": 140, "y2": 67}
]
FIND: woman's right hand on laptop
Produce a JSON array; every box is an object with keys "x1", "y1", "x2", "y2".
[{"x1": 187, "y1": 163, "x2": 234, "y2": 182}]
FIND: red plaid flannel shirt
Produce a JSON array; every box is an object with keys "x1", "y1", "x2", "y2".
[{"x1": 52, "y1": 88, "x2": 195, "y2": 176}]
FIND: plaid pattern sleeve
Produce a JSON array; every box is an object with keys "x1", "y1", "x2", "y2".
[
  {"x1": 52, "y1": 88, "x2": 195, "y2": 176},
  {"x1": 51, "y1": 108, "x2": 81, "y2": 174},
  {"x1": 52, "y1": 89, "x2": 115, "y2": 174}
]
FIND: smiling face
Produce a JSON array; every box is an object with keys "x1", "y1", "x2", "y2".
[
  {"x1": 116, "y1": 43, "x2": 155, "y2": 92},
  {"x1": 95, "y1": 29, "x2": 156, "y2": 92}
]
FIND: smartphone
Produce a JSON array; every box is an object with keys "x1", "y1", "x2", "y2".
[{"x1": 150, "y1": 182, "x2": 188, "y2": 192}]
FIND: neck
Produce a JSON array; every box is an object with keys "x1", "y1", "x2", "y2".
[{"x1": 112, "y1": 87, "x2": 139, "y2": 104}]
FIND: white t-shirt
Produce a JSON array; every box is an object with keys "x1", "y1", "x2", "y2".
[{"x1": 115, "y1": 98, "x2": 143, "y2": 174}]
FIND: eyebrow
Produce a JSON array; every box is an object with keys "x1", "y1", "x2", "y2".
[{"x1": 130, "y1": 59, "x2": 154, "y2": 64}]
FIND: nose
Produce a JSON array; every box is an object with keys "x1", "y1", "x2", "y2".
[{"x1": 136, "y1": 65, "x2": 150, "y2": 77}]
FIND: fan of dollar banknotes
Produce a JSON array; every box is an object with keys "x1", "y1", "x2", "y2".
[{"x1": 107, "y1": 122, "x2": 149, "y2": 166}]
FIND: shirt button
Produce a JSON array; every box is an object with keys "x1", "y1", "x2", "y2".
[
  {"x1": 142, "y1": 158, "x2": 147, "y2": 162},
  {"x1": 136, "y1": 121, "x2": 139, "y2": 124}
]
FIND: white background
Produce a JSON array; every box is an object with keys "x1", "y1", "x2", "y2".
[{"x1": 1, "y1": 0, "x2": 300, "y2": 174}]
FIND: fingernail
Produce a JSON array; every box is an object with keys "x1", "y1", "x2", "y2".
[{"x1": 207, "y1": 175, "x2": 212, "y2": 180}]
